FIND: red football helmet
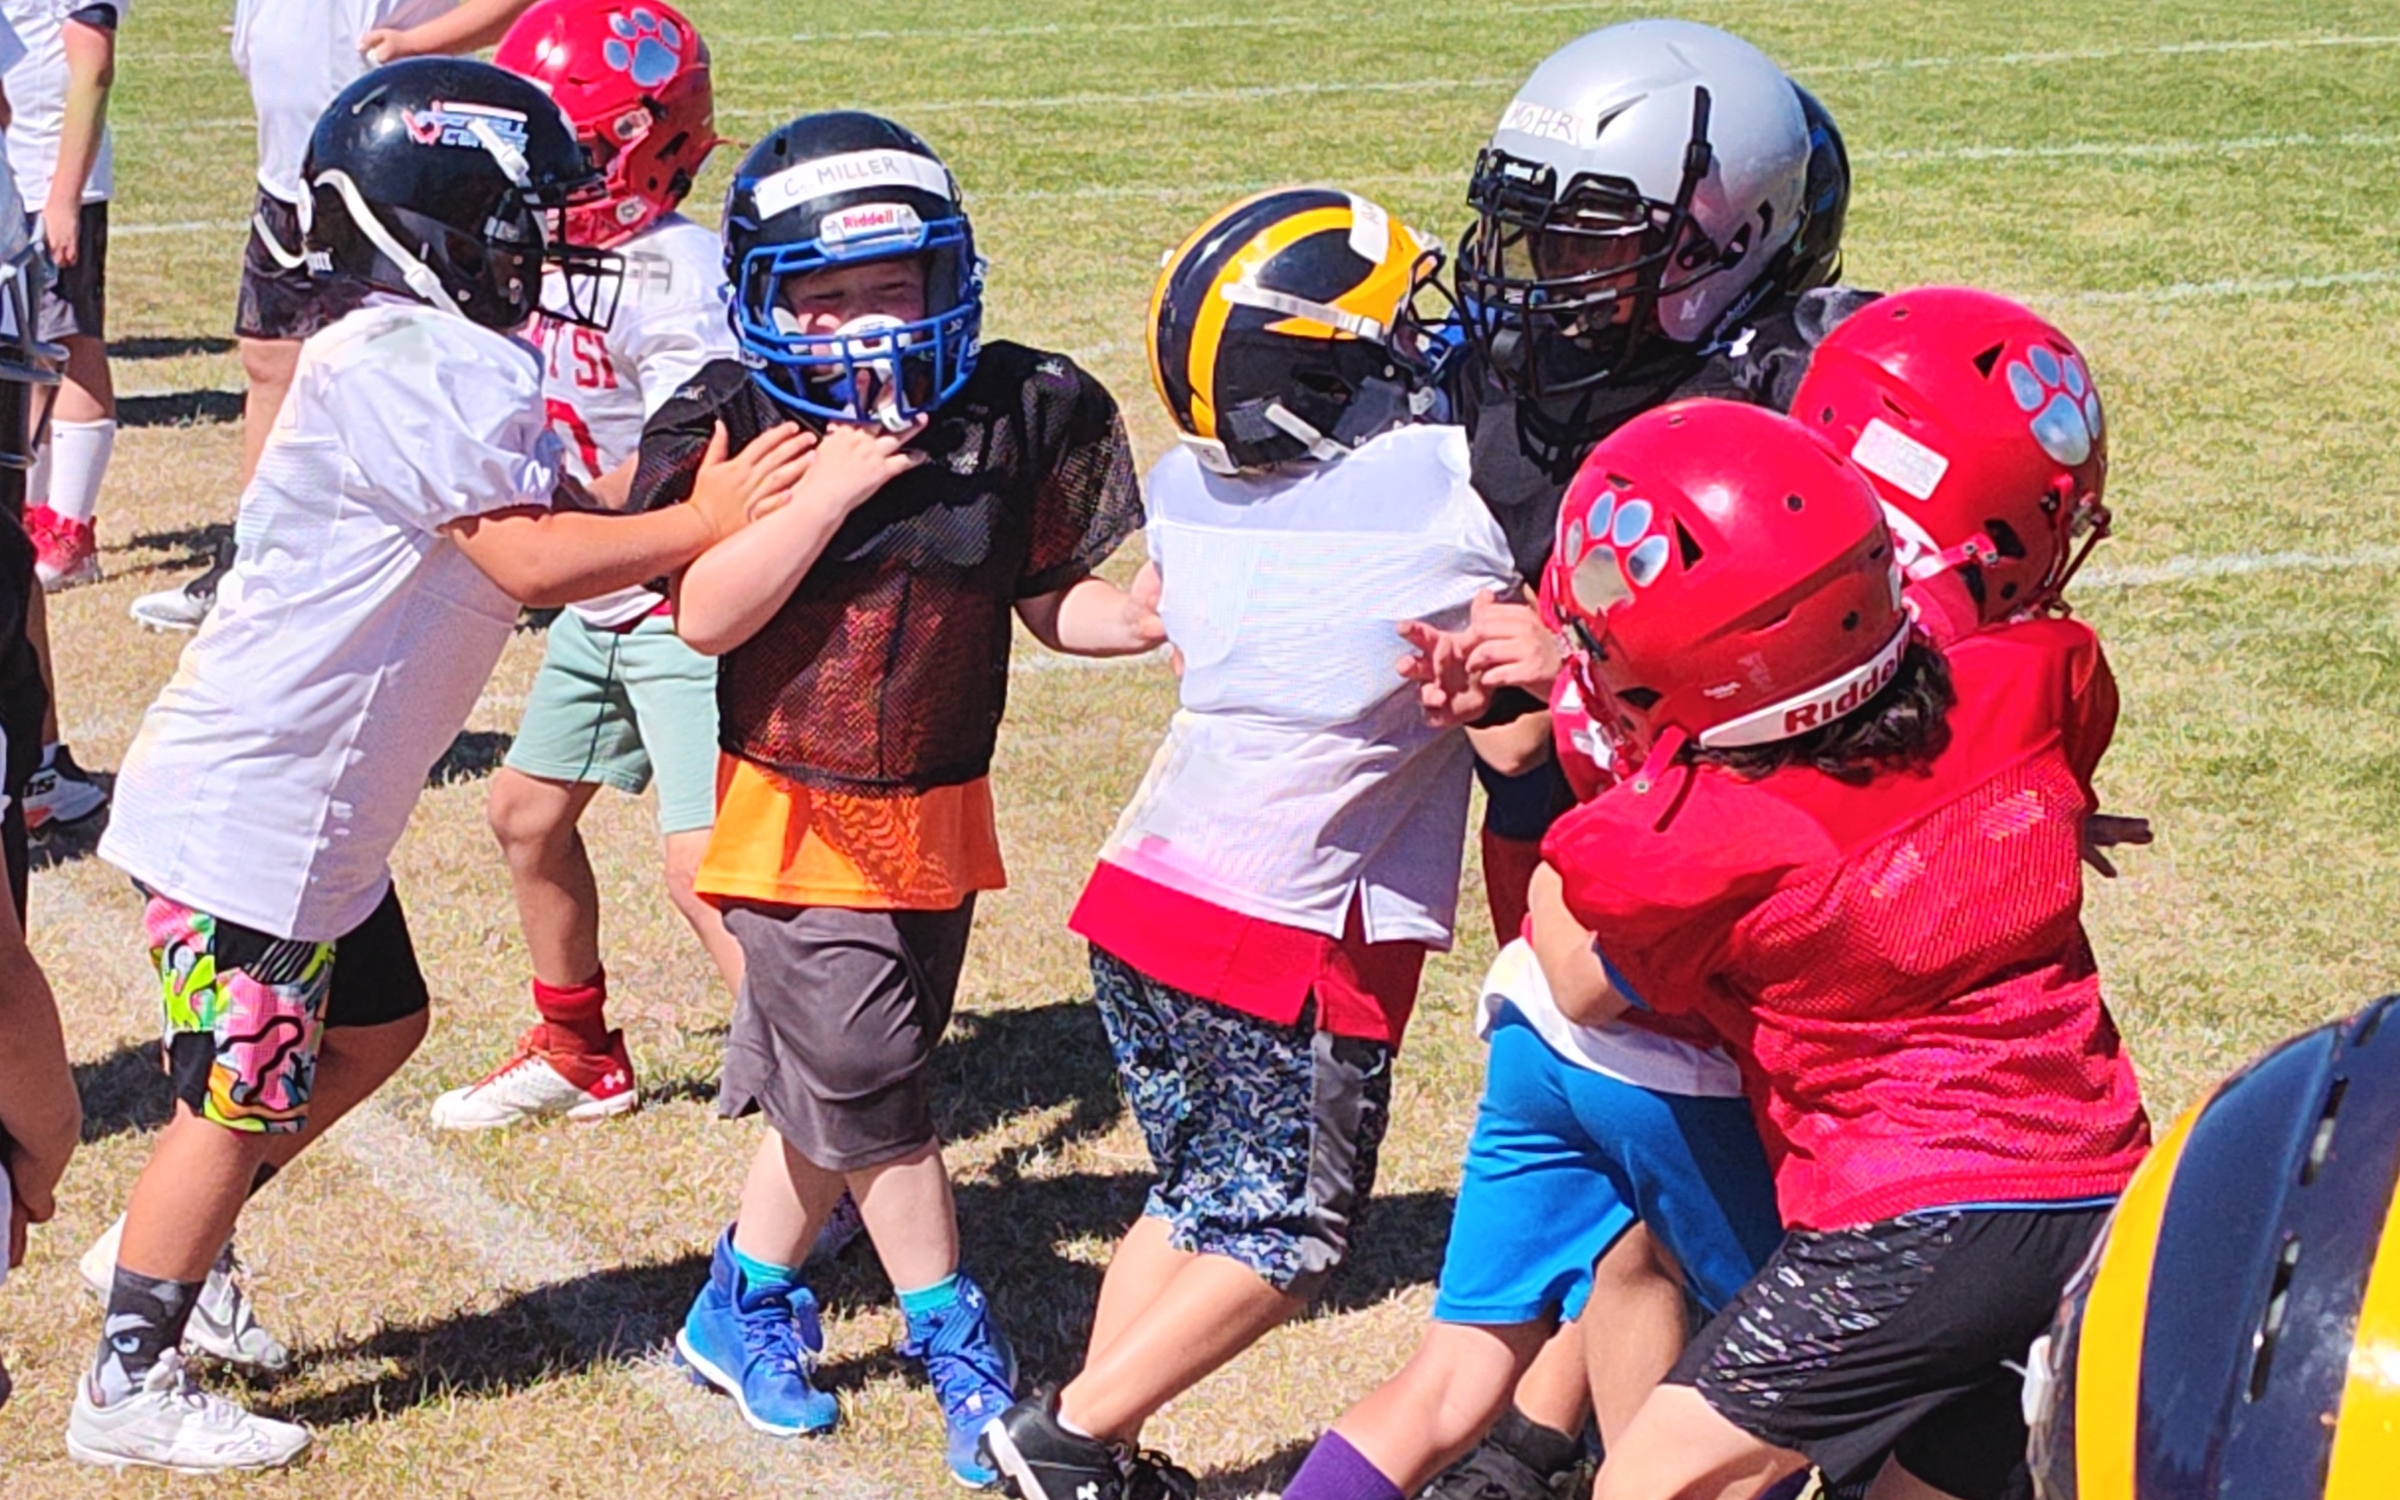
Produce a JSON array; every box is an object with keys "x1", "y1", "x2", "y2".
[
  {"x1": 494, "y1": 0, "x2": 721, "y2": 249},
  {"x1": 1791, "y1": 286, "x2": 2109, "y2": 641},
  {"x1": 1540, "y1": 399, "x2": 1908, "y2": 779}
]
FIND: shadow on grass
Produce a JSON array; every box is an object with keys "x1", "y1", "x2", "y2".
[
  {"x1": 28, "y1": 768, "x2": 112, "y2": 872},
  {"x1": 121, "y1": 519, "x2": 234, "y2": 576},
  {"x1": 120, "y1": 389, "x2": 244, "y2": 428},
  {"x1": 428, "y1": 730, "x2": 514, "y2": 788},
  {"x1": 76, "y1": 1038, "x2": 172, "y2": 1142},
  {"x1": 1201, "y1": 1438, "x2": 1314, "y2": 1498},
  {"x1": 112, "y1": 335, "x2": 237, "y2": 360}
]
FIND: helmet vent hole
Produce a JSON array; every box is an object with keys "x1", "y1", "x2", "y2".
[
  {"x1": 1999, "y1": 581, "x2": 2018, "y2": 602},
  {"x1": 1972, "y1": 343, "x2": 2006, "y2": 379},
  {"x1": 1617, "y1": 687, "x2": 1661, "y2": 710},
  {"x1": 2301, "y1": 1078, "x2": 2348, "y2": 1187},
  {"x1": 1841, "y1": 611, "x2": 1860, "y2": 631},
  {"x1": 2245, "y1": 1237, "x2": 2303, "y2": 1403},
  {"x1": 1674, "y1": 518, "x2": 1704, "y2": 569},
  {"x1": 1783, "y1": 493, "x2": 1804, "y2": 513},
  {"x1": 1986, "y1": 520, "x2": 2027, "y2": 561}
]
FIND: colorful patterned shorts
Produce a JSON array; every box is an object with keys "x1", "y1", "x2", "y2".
[
  {"x1": 147, "y1": 895, "x2": 334, "y2": 1134},
  {"x1": 1090, "y1": 945, "x2": 1392, "y2": 1298}
]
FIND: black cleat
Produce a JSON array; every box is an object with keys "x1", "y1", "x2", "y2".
[{"x1": 980, "y1": 1388, "x2": 1195, "y2": 1500}]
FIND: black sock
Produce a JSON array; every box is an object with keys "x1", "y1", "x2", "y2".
[
  {"x1": 1488, "y1": 1405, "x2": 1581, "y2": 1477},
  {"x1": 93, "y1": 1266, "x2": 201, "y2": 1405},
  {"x1": 248, "y1": 1160, "x2": 280, "y2": 1199}
]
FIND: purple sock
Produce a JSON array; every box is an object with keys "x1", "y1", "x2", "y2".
[{"x1": 1282, "y1": 1432, "x2": 1403, "y2": 1500}]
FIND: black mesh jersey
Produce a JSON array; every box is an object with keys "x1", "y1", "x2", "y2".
[
  {"x1": 1453, "y1": 286, "x2": 1879, "y2": 580},
  {"x1": 633, "y1": 341, "x2": 1142, "y2": 793}
]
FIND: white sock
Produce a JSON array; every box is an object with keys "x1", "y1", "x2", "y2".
[
  {"x1": 26, "y1": 435, "x2": 51, "y2": 515},
  {"x1": 47, "y1": 418, "x2": 114, "y2": 526}
]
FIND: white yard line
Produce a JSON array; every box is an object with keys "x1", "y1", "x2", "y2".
[
  {"x1": 2079, "y1": 545, "x2": 2400, "y2": 588},
  {"x1": 2069, "y1": 269, "x2": 2400, "y2": 303}
]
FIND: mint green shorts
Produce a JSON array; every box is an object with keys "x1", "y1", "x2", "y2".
[{"x1": 505, "y1": 611, "x2": 721, "y2": 835}]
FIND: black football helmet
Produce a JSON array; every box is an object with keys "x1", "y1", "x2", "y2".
[
  {"x1": 1773, "y1": 82, "x2": 1851, "y2": 298},
  {"x1": 721, "y1": 111, "x2": 981, "y2": 426},
  {"x1": 304, "y1": 57, "x2": 622, "y2": 332}
]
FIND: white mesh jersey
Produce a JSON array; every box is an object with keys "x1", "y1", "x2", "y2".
[
  {"x1": 1098, "y1": 423, "x2": 1519, "y2": 946},
  {"x1": 533, "y1": 213, "x2": 733, "y2": 627},
  {"x1": 231, "y1": 0, "x2": 451, "y2": 204},
  {"x1": 1, "y1": 0, "x2": 127, "y2": 206},
  {"x1": 101, "y1": 299, "x2": 558, "y2": 941}
]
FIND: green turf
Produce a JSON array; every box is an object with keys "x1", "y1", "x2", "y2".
[{"x1": 8, "y1": 1, "x2": 2399, "y2": 1494}]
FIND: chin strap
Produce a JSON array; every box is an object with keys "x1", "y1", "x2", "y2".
[{"x1": 316, "y1": 169, "x2": 466, "y2": 320}]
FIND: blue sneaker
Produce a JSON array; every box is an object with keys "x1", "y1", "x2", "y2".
[
  {"x1": 675, "y1": 1229, "x2": 840, "y2": 1436},
  {"x1": 899, "y1": 1272, "x2": 1017, "y2": 1488}
]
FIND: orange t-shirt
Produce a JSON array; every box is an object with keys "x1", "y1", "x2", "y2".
[{"x1": 696, "y1": 755, "x2": 1007, "y2": 911}]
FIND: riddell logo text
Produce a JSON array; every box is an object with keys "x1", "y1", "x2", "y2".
[{"x1": 1781, "y1": 653, "x2": 1902, "y2": 735}]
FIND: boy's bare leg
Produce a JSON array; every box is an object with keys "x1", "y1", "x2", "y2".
[
  {"x1": 115, "y1": 1112, "x2": 269, "y2": 1285},
  {"x1": 1587, "y1": 1225, "x2": 1692, "y2": 1445},
  {"x1": 662, "y1": 828, "x2": 743, "y2": 992},
  {"x1": 729, "y1": 1129, "x2": 847, "y2": 1267},
  {"x1": 848, "y1": 1142, "x2": 960, "y2": 1291},
  {"x1": 1082, "y1": 1213, "x2": 1196, "y2": 1366},
  {"x1": 1056, "y1": 1251, "x2": 1305, "y2": 1439},
  {"x1": 1866, "y1": 1463, "x2": 1971, "y2": 1500},
  {"x1": 28, "y1": 585, "x2": 56, "y2": 743},
  {"x1": 260, "y1": 1013, "x2": 430, "y2": 1169},
  {"x1": 1331, "y1": 1320, "x2": 1555, "y2": 1493},
  {"x1": 1512, "y1": 1317, "x2": 1594, "y2": 1438},
  {"x1": 1591, "y1": 1385, "x2": 1807, "y2": 1500},
  {"x1": 488, "y1": 769, "x2": 605, "y2": 988},
  {"x1": 237, "y1": 337, "x2": 299, "y2": 487}
]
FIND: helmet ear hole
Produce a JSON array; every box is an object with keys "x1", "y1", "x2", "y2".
[
  {"x1": 1985, "y1": 519, "x2": 2027, "y2": 561},
  {"x1": 1617, "y1": 686, "x2": 1661, "y2": 710},
  {"x1": 1674, "y1": 517, "x2": 1704, "y2": 568}
]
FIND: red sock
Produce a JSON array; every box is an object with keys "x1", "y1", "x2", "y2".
[{"x1": 531, "y1": 969, "x2": 611, "y2": 1053}]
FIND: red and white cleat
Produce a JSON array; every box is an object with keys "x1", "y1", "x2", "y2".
[
  {"x1": 28, "y1": 503, "x2": 100, "y2": 591},
  {"x1": 428, "y1": 1026, "x2": 638, "y2": 1130}
]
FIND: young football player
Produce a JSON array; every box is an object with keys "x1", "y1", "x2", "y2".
[
  {"x1": 1529, "y1": 401, "x2": 2150, "y2": 1500},
  {"x1": 645, "y1": 112, "x2": 1157, "y2": 1486},
  {"x1": 1411, "y1": 25, "x2": 1861, "y2": 1494},
  {"x1": 2, "y1": 0, "x2": 118, "y2": 831},
  {"x1": 131, "y1": 0, "x2": 541, "y2": 632},
  {"x1": 426, "y1": 0, "x2": 740, "y2": 1132},
  {"x1": 976, "y1": 188, "x2": 1521, "y2": 1500},
  {"x1": 69, "y1": 58, "x2": 779, "y2": 1472}
]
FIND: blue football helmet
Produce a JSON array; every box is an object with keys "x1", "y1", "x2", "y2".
[{"x1": 721, "y1": 111, "x2": 981, "y2": 427}]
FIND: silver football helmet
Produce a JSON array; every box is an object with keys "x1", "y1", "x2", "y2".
[
  {"x1": 1458, "y1": 19, "x2": 1811, "y2": 398},
  {"x1": 0, "y1": 164, "x2": 62, "y2": 484}
]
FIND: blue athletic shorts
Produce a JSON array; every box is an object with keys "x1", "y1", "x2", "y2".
[{"x1": 1432, "y1": 1003, "x2": 1783, "y2": 1326}]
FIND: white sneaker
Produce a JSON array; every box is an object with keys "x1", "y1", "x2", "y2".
[
  {"x1": 22, "y1": 743, "x2": 107, "y2": 829},
  {"x1": 129, "y1": 538, "x2": 233, "y2": 632},
  {"x1": 428, "y1": 1026, "x2": 638, "y2": 1131},
  {"x1": 66, "y1": 1350, "x2": 311, "y2": 1472},
  {"x1": 79, "y1": 1217, "x2": 291, "y2": 1374}
]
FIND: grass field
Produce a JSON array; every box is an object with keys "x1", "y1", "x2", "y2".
[{"x1": 6, "y1": 0, "x2": 2400, "y2": 1493}]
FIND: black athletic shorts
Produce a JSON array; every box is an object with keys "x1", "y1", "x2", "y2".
[
  {"x1": 1670, "y1": 1205, "x2": 2112, "y2": 1500},
  {"x1": 234, "y1": 190, "x2": 365, "y2": 342},
  {"x1": 31, "y1": 201, "x2": 104, "y2": 343}
]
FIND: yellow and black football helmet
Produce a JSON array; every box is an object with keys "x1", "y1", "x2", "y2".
[
  {"x1": 1148, "y1": 187, "x2": 1441, "y2": 473},
  {"x1": 2027, "y1": 993, "x2": 2400, "y2": 1499}
]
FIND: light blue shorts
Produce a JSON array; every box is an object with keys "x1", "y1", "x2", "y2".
[
  {"x1": 505, "y1": 611, "x2": 720, "y2": 835},
  {"x1": 1432, "y1": 1003, "x2": 1783, "y2": 1326}
]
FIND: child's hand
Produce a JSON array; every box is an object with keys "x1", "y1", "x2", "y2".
[
  {"x1": 2082, "y1": 812, "x2": 2154, "y2": 879},
  {"x1": 687, "y1": 421, "x2": 817, "y2": 542},
  {"x1": 1398, "y1": 618, "x2": 1492, "y2": 728},
  {"x1": 1462, "y1": 591, "x2": 1566, "y2": 691},
  {"x1": 795, "y1": 418, "x2": 929, "y2": 518}
]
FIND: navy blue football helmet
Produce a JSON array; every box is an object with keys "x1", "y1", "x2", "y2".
[{"x1": 721, "y1": 111, "x2": 982, "y2": 426}]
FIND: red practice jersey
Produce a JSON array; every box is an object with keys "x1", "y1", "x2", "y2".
[{"x1": 1547, "y1": 616, "x2": 2150, "y2": 1229}]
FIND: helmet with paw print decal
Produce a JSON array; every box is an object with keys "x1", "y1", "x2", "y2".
[
  {"x1": 1792, "y1": 286, "x2": 2109, "y2": 641},
  {"x1": 1539, "y1": 399, "x2": 1906, "y2": 777},
  {"x1": 495, "y1": 0, "x2": 721, "y2": 250}
]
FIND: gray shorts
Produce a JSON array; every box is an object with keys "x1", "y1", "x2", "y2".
[{"x1": 717, "y1": 899, "x2": 977, "y2": 1172}]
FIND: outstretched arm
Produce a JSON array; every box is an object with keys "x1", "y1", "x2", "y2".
[
  {"x1": 362, "y1": 0, "x2": 542, "y2": 62},
  {"x1": 1529, "y1": 862, "x2": 1631, "y2": 1028}
]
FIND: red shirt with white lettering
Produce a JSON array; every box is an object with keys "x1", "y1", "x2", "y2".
[{"x1": 1546, "y1": 617, "x2": 2149, "y2": 1229}]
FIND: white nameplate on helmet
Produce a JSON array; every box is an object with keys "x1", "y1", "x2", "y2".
[
  {"x1": 1498, "y1": 98, "x2": 1585, "y2": 146},
  {"x1": 754, "y1": 150, "x2": 954, "y2": 222},
  {"x1": 1851, "y1": 417, "x2": 1950, "y2": 502},
  {"x1": 1345, "y1": 195, "x2": 1389, "y2": 265},
  {"x1": 821, "y1": 202, "x2": 924, "y2": 246}
]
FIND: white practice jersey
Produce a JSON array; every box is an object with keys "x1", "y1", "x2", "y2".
[
  {"x1": 102, "y1": 299, "x2": 558, "y2": 941},
  {"x1": 532, "y1": 213, "x2": 733, "y2": 627},
  {"x1": 1, "y1": 0, "x2": 126, "y2": 207},
  {"x1": 232, "y1": 0, "x2": 452, "y2": 205},
  {"x1": 1476, "y1": 939, "x2": 1745, "y2": 1098},
  {"x1": 1098, "y1": 423, "x2": 1519, "y2": 947}
]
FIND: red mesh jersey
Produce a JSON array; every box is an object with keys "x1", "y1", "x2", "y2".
[
  {"x1": 1547, "y1": 617, "x2": 2150, "y2": 1230},
  {"x1": 634, "y1": 345, "x2": 1141, "y2": 792}
]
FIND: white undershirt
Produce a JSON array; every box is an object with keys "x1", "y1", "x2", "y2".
[{"x1": 0, "y1": 0, "x2": 126, "y2": 207}]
